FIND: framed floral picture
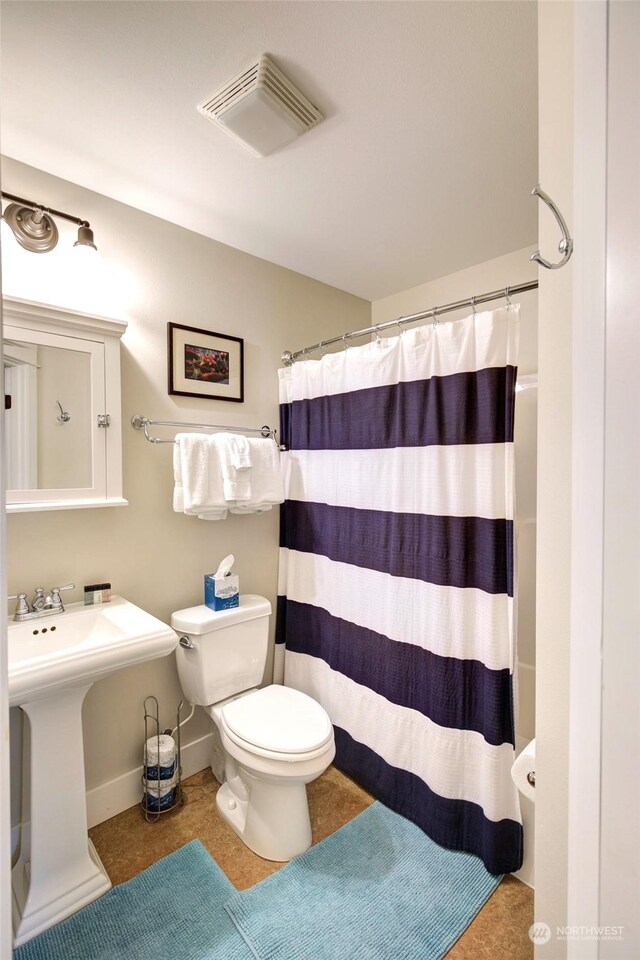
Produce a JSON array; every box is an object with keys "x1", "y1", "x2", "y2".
[{"x1": 167, "y1": 323, "x2": 244, "y2": 403}]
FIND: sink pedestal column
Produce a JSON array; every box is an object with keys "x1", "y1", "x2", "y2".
[{"x1": 12, "y1": 683, "x2": 112, "y2": 946}]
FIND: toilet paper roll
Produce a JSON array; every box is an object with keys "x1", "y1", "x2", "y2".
[
  {"x1": 143, "y1": 770, "x2": 179, "y2": 798},
  {"x1": 144, "y1": 734, "x2": 176, "y2": 768},
  {"x1": 144, "y1": 759, "x2": 176, "y2": 781},
  {"x1": 143, "y1": 779, "x2": 178, "y2": 812},
  {"x1": 144, "y1": 734, "x2": 176, "y2": 780},
  {"x1": 511, "y1": 738, "x2": 536, "y2": 803}
]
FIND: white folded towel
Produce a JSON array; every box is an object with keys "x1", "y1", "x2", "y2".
[
  {"x1": 195, "y1": 508, "x2": 229, "y2": 521},
  {"x1": 173, "y1": 440, "x2": 185, "y2": 513},
  {"x1": 229, "y1": 439, "x2": 284, "y2": 513},
  {"x1": 212, "y1": 434, "x2": 252, "y2": 502},
  {"x1": 227, "y1": 435, "x2": 252, "y2": 470},
  {"x1": 172, "y1": 433, "x2": 282, "y2": 520},
  {"x1": 173, "y1": 433, "x2": 228, "y2": 520}
]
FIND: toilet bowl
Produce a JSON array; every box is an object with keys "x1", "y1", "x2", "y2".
[
  {"x1": 171, "y1": 596, "x2": 336, "y2": 861},
  {"x1": 209, "y1": 684, "x2": 335, "y2": 860}
]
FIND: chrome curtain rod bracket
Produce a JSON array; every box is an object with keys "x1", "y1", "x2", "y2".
[
  {"x1": 530, "y1": 184, "x2": 574, "y2": 270},
  {"x1": 281, "y1": 279, "x2": 538, "y2": 365},
  {"x1": 130, "y1": 414, "x2": 282, "y2": 448}
]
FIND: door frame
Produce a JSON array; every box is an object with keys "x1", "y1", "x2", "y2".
[
  {"x1": 566, "y1": 2, "x2": 607, "y2": 954},
  {"x1": 567, "y1": 1, "x2": 640, "y2": 955}
]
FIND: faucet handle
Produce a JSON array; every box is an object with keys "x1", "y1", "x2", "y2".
[
  {"x1": 50, "y1": 583, "x2": 75, "y2": 611},
  {"x1": 8, "y1": 593, "x2": 29, "y2": 618}
]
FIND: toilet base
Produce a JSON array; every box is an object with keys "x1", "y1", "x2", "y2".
[{"x1": 216, "y1": 770, "x2": 312, "y2": 862}]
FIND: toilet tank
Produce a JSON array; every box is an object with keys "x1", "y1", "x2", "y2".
[{"x1": 171, "y1": 595, "x2": 272, "y2": 706}]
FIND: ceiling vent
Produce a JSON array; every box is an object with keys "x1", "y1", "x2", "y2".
[{"x1": 197, "y1": 55, "x2": 323, "y2": 158}]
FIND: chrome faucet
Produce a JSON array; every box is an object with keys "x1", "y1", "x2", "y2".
[
  {"x1": 32, "y1": 587, "x2": 47, "y2": 613},
  {"x1": 8, "y1": 583, "x2": 76, "y2": 622}
]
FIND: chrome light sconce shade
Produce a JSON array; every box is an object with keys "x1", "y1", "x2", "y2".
[
  {"x1": 1, "y1": 191, "x2": 97, "y2": 254},
  {"x1": 73, "y1": 223, "x2": 97, "y2": 251}
]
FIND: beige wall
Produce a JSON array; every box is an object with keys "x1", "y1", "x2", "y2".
[
  {"x1": 3, "y1": 156, "x2": 369, "y2": 829},
  {"x1": 535, "y1": 1, "x2": 574, "y2": 955},
  {"x1": 373, "y1": 246, "x2": 538, "y2": 745}
]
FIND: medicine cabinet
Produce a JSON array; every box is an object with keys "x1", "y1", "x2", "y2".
[{"x1": 3, "y1": 296, "x2": 128, "y2": 512}]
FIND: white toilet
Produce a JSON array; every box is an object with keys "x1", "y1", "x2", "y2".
[{"x1": 171, "y1": 595, "x2": 335, "y2": 861}]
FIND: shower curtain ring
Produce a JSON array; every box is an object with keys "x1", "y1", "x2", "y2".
[
  {"x1": 342, "y1": 333, "x2": 351, "y2": 350},
  {"x1": 471, "y1": 296, "x2": 477, "y2": 316},
  {"x1": 431, "y1": 308, "x2": 439, "y2": 327},
  {"x1": 318, "y1": 340, "x2": 325, "y2": 356},
  {"x1": 395, "y1": 319, "x2": 404, "y2": 337},
  {"x1": 504, "y1": 286, "x2": 512, "y2": 307},
  {"x1": 374, "y1": 325, "x2": 383, "y2": 345}
]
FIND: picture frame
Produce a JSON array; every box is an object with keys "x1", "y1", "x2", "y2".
[{"x1": 167, "y1": 323, "x2": 244, "y2": 403}]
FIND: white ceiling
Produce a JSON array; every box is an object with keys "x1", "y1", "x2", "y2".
[{"x1": 0, "y1": 1, "x2": 537, "y2": 301}]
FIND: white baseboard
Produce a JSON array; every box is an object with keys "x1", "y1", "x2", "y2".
[{"x1": 86, "y1": 732, "x2": 213, "y2": 829}]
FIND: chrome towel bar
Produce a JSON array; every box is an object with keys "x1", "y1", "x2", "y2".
[{"x1": 130, "y1": 414, "x2": 280, "y2": 447}]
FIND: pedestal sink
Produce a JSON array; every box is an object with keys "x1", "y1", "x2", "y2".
[{"x1": 8, "y1": 596, "x2": 178, "y2": 946}]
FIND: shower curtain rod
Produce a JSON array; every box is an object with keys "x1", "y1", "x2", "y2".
[{"x1": 281, "y1": 279, "x2": 538, "y2": 366}]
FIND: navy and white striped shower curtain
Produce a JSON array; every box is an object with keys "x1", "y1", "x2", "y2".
[{"x1": 275, "y1": 306, "x2": 523, "y2": 874}]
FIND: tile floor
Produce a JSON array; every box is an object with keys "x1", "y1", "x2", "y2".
[{"x1": 89, "y1": 765, "x2": 533, "y2": 959}]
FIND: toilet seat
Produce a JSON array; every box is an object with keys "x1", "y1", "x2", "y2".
[{"x1": 220, "y1": 685, "x2": 333, "y2": 761}]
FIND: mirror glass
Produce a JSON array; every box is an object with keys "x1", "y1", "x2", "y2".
[{"x1": 4, "y1": 339, "x2": 93, "y2": 490}]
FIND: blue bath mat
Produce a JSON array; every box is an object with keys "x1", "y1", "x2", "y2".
[
  {"x1": 225, "y1": 802, "x2": 502, "y2": 960},
  {"x1": 13, "y1": 840, "x2": 251, "y2": 960}
]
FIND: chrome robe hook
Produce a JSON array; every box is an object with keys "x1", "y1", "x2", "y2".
[
  {"x1": 530, "y1": 184, "x2": 574, "y2": 270},
  {"x1": 56, "y1": 401, "x2": 71, "y2": 423}
]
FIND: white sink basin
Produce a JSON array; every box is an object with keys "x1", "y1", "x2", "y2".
[
  {"x1": 8, "y1": 595, "x2": 177, "y2": 707},
  {"x1": 10, "y1": 596, "x2": 178, "y2": 946}
]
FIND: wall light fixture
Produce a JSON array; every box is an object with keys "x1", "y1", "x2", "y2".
[{"x1": 1, "y1": 191, "x2": 97, "y2": 254}]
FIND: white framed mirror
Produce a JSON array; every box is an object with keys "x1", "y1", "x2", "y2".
[{"x1": 3, "y1": 296, "x2": 128, "y2": 512}]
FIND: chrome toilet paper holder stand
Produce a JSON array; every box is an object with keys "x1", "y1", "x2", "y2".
[{"x1": 141, "y1": 695, "x2": 185, "y2": 822}]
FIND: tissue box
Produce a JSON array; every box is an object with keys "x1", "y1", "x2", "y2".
[{"x1": 205, "y1": 573, "x2": 239, "y2": 611}]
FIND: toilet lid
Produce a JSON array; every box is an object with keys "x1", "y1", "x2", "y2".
[{"x1": 221, "y1": 685, "x2": 333, "y2": 755}]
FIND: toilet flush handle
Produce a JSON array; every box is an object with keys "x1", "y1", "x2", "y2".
[{"x1": 179, "y1": 636, "x2": 195, "y2": 650}]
